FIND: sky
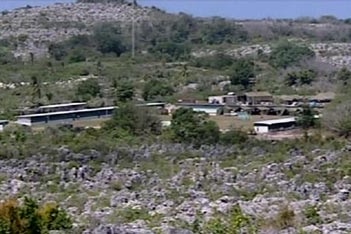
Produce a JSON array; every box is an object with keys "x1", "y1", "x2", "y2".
[{"x1": 0, "y1": 0, "x2": 350, "y2": 20}]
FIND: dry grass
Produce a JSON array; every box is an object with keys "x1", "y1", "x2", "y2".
[
  {"x1": 161, "y1": 114, "x2": 290, "y2": 131},
  {"x1": 210, "y1": 115, "x2": 290, "y2": 131}
]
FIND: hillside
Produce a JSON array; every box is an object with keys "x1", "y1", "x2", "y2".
[
  {"x1": 0, "y1": 1, "x2": 154, "y2": 59},
  {"x1": 1, "y1": 2, "x2": 351, "y2": 66},
  {"x1": 1, "y1": 2, "x2": 351, "y2": 233}
]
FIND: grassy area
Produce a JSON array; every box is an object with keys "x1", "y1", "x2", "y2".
[
  {"x1": 210, "y1": 115, "x2": 291, "y2": 130},
  {"x1": 162, "y1": 114, "x2": 290, "y2": 130}
]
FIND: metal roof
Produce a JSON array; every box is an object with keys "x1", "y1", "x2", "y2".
[
  {"x1": 277, "y1": 95, "x2": 304, "y2": 101},
  {"x1": 0, "y1": 120, "x2": 9, "y2": 124},
  {"x1": 254, "y1": 117, "x2": 296, "y2": 126},
  {"x1": 245, "y1": 91, "x2": 272, "y2": 97},
  {"x1": 38, "y1": 102, "x2": 87, "y2": 109},
  {"x1": 17, "y1": 106, "x2": 116, "y2": 119},
  {"x1": 136, "y1": 102, "x2": 166, "y2": 107}
]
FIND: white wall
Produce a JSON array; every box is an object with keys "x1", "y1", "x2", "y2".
[
  {"x1": 254, "y1": 126, "x2": 269, "y2": 134},
  {"x1": 193, "y1": 108, "x2": 218, "y2": 116},
  {"x1": 17, "y1": 118, "x2": 32, "y2": 126},
  {"x1": 208, "y1": 96, "x2": 224, "y2": 104}
]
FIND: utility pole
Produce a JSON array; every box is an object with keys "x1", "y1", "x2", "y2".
[{"x1": 131, "y1": 0, "x2": 135, "y2": 58}]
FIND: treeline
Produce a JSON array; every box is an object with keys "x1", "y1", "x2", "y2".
[
  {"x1": 46, "y1": 17, "x2": 249, "y2": 62},
  {"x1": 46, "y1": 13, "x2": 351, "y2": 64}
]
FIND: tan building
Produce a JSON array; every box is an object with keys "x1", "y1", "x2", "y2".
[
  {"x1": 243, "y1": 91, "x2": 273, "y2": 105},
  {"x1": 208, "y1": 94, "x2": 237, "y2": 105}
]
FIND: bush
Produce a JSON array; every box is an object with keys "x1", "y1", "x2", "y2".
[
  {"x1": 304, "y1": 205, "x2": 322, "y2": 225},
  {"x1": 269, "y1": 40, "x2": 315, "y2": 68},
  {"x1": 285, "y1": 69, "x2": 317, "y2": 86},
  {"x1": 114, "y1": 80, "x2": 134, "y2": 103},
  {"x1": 103, "y1": 103, "x2": 162, "y2": 136},
  {"x1": 0, "y1": 197, "x2": 72, "y2": 233},
  {"x1": 297, "y1": 105, "x2": 319, "y2": 130},
  {"x1": 148, "y1": 41, "x2": 191, "y2": 61},
  {"x1": 203, "y1": 205, "x2": 254, "y2": 234},
  {"x1": 76, "y1": 79, "x2": 101, "y2": 101},
  {"x1": 142, "y1": 79, "x2": 174, "y2": 101},
  {"x1": 220, "y1": 129, "x2": 249, "y2": 145},
  {"x1": 229, "y1": 58, "x2": 255, "y2": 89},
  {"x1": 272, "y1": 205, "x2": 296, "y2": 230},
  {"x1": 93, "y1": 22, "x2": 127, "y2": 56},
  {"x1": 170, "y1": 108, "x2": 220, "y2": 146}
]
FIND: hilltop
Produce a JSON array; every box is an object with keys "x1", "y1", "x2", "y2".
[{"x1": 1, "y1": 1, "x2": 351, "y2": 67}]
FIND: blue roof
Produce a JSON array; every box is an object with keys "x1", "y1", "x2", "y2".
[{"x1": 177, "y1": 103, "x2": 224, "y2": 108}]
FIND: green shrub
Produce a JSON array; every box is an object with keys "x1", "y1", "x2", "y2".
[
  {"x1": 0, "y1": 197, "x2": 72, "y2": 234},
  {"x1": 304, "y1": 205, "x2": 322, "y2": 225},
  {"x1": 220, "y1": 129, "x2": 249, "y2": 145}
]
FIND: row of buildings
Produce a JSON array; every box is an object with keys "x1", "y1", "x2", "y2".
[
  {"x1": 208, "y1": 91, "x2": 335, "y2": 107},
  {"x1": 0, "y1": 111, "x2": 298, "y2": 135},
  {"x1": 0, "y1": 92, "x2": 325, "y2": 135}
]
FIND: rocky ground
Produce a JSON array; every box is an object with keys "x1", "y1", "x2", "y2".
[
  {"x1": 192, "y1": 42, "x2": 351, "y2": 68},
  {"x1": 1, "y1": 143, "x2": 351, "y2": 233}
]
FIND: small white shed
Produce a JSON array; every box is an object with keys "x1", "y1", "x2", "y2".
[
  {"x1": 254, "y1": 117, "x2": 296, "y2": 134},
  {"x1": 0, "y1": 120, "x2": 9, "y2": 132}
]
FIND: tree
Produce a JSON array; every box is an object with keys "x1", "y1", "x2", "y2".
[
  {"x1": 103, "y1": 103, "x2": 162, "y2": 136},
  {"x1": 285, "y1": 69, "x2": 316, "y2": 86},
  {"x1": 48, "y1": 42, "x2": 67, "y2": 61},
  {"x1": 76, "y1": 79, "x2": 101, "y2": 101},
  {"x1": 337, "y1": 67, "x2": 351, "y2": 82},
  {"x1": 93, "y1": 22, "x2": 127, "y2": 56},
  {"x1": 149, "y1": 41, "x2": 191, "y2": 61},
  {"x1": 68, "y1": 47, "x2": 87, "y2": 63},
  {"x1": 115, "y1": 81, "x2": 134, "y2": 103},
  {"x1": 142, "y1": 79, "x2": 174, "y2": 101},
  {"x1": 29, "y1": 52, "x2": 34, "y2": 64},
  {"x1": 229, "y1": 59, "x2": 255, "y2": 89},
  {"x1": 200, "y1": 17, "x2": 248, "y2": 44},
  {"x1": 170, "y1": 108, "x2": 220, "y2": 146},
  {"x1": 269, "y1": 40, "x2": 315, "y2": 68},
  {"x1": 0, "y1": 46, "x2": 15, "y2": 65},
  {"x1": 322, "y1": 98, "x2": 351, "y2": 137},
  {"x1": 297, "y1": 105, "x2": 318, "y2": 130}
]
